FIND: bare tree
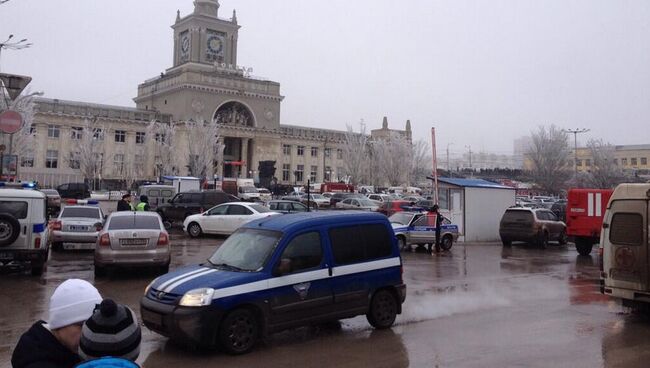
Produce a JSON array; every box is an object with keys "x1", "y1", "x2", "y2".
[
  {"x1": 147, "y1": 120, "x2": 179, "y2": 177},
  {"x1": 372, "y1": 135, "x2": 412, "y2": 186},
  {"x1": 75, "y1": 119, "x2": 105, "y2": 190},
  {"x1": 525, "y1": 125, "x2": 571, "y2": 194},
  {"x1": 409, "y1": 139, "x2": 431, "y2": 186},
  {"x1": 585, "y1": 139, "x2": 624, "y2": 188},
  {"x1": 0, "y1": 92, "x2": 37, "y2": 159},
  {"x1": 184, "y1": 120, "x2": 221, "y2": 179},
  {"x1": 343, "y1": 121, "x2": 369, "y2": 185}
]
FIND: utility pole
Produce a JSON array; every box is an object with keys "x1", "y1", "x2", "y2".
[
  {"x1": 465, "y1": 145, "x2": 472, "y2": 176},
  {"x1": 446, "y1": 143, "x2": 453, "y2": 177},
  {"x1": 562, "y1": 128, "x2": 590, "y2": 181}
]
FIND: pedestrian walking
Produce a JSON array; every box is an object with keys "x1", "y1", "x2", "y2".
[
  {"x1": 135, "y1": 195, "x2": 150, "y2": 211},
  {"x1": 427, "y1": 205, "x2": 443, "y2": 254},
  {"x1": 12, "y1": 279, "x2": 103, "y2": 368},
  {"x1": 116, "y1": 194, "x2": 134, "y2": 212}
]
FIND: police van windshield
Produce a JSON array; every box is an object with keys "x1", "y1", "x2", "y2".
[{"x1": 208, "y1": 228, "x2": 281, "y2": 272}]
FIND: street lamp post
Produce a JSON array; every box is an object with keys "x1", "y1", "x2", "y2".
[{"x1": 562, "y1": 128, "x2": 590, "y2": 181}]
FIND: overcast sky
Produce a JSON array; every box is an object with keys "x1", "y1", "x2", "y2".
[{"x1": 1, "y1": 0, "x2": 649, "y2": 156}]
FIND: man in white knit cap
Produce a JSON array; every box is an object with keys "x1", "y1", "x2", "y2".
[{"x1": 12, "y1": 279, "x2": 102, "y2": 368}]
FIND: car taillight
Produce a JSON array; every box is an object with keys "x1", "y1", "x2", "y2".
[
  {"x1": 157, "y1": 233, "x2": 169, "y2": 246},
  {"x1": 51, "y1": 221, "x2": 62, "y2": 231},
  {"x1": 34, "y1": 237, "x2": 41, "y2": 249},
  {"x1": 99, "y1": 233, "x2": 111, "y2": 247}
]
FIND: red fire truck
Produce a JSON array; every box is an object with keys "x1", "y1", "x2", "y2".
[{"x1": 566, "y1": 188, "x2": 614, "y2": 256}]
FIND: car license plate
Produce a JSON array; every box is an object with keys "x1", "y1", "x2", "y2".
[
  {"x1": 120, "y1": 238, "x2": 148, "y2": 246},
  {"x1": 141, "y1": 309, "x2": 163, "y2": 326},
  {"x1": 63, "y1": 243, "x2": 95, "y2": 250},
  {"x1": 69, "y1": 226, "x2": 88, "y2": 231}
]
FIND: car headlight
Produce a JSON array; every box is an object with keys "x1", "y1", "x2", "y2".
[{"x1": 179, "y1": 288, "x2": 215, "y2": 307}]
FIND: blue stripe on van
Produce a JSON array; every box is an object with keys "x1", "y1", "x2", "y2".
[{"x1": 33, "y1": 223, "x2": 46, "y2": 233}]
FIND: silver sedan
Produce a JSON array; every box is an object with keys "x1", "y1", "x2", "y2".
[
  {"x1": 51, "y1": 205, "x2": 104, "y2": 251},
  {"x1": 94, "y1": 211, "x2": 170, "y2": 277},
  {"x1": 335, "y1": 198, "x2": 381, "y2": 211}
]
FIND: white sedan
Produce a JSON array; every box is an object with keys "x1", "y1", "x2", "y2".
[
  {"x1": 183, "y1": 202, "x2": 280, "y2": 237},
  {"x1": 335, "y1": 198, "x2": 381, "y2": 211}
]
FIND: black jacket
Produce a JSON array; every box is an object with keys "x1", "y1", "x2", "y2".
[
  {"x1": 12, "y1": 321, "x2": 81, "y2": 368},
  {"x1": 116, "y1": 200, "x2": 131, "y2": 212}
]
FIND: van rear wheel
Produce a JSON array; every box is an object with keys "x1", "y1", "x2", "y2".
[{"x1": 367, "y1": 289, "x2": 398, "y2": 329}]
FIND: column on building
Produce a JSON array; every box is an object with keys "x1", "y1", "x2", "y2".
[{"x1": 241, "y1": 138, "x2": 249, "y2": 178}]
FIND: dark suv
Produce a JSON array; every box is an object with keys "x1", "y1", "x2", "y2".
[
  {"x1": 156, "y1": 191, "x2": 237, "y2": 223},
  {"x1": 56, "y1": 183, "x2": 90, "y2": 199},
  {"x1": 499, "y1": 208, "x2": 567, "y2": 248}
]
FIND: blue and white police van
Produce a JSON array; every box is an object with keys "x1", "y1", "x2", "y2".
[
  {"x1": 389, "y1": 211, "x2": 460, "y2": 251},
  {"x1": 141, "y1": 211, "x2": 406, "y2": 354}
]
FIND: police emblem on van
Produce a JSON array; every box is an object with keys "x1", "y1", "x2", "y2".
[{"x1": 293, "y1": 282, "x2": 311, "y2": 300}]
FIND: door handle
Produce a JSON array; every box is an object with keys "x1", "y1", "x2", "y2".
[
  {"x1": 23, "y1": 226, "x2": 27, "y2": 235},
  {"x1": 326, "y1": 264, "x2": 333, "y2": 277}
]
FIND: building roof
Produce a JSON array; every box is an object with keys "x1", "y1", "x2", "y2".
[{"x1": 434, "y1": 177, "x2": 515, "y2": 190}]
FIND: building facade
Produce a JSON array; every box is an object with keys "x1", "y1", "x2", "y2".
[{"x1": 11, "y1": 0, "x2": 411, "y2": 188}]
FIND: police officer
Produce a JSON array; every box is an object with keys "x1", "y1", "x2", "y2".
[
  {"x1": 136, "y1": 195, "x2": 150, "y2": 211},
  {"x1": 427, "y1": 204, "x2": 443, "y2": 254}
]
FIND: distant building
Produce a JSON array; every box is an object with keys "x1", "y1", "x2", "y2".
[
  {"x1": 9, "y1": 0, "x2": 411, "y2": 187},
  {"x1": 574, "y1": 144, "x2": 650, "y2": 174}
]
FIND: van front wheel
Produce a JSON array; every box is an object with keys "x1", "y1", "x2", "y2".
[
  {"x1": 367, "y1": 289, "x2": 397, "y2": 329},
  {"x1": 218, "y1": 308, "x2": 259, "y2": 355}
]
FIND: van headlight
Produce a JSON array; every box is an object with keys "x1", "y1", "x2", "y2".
[{"x1": 179, "y1": 288, "x2": 215, "y2": 307}]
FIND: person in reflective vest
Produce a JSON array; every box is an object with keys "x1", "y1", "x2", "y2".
[
  {"x1": 427, "y1": 205, "x2": 443, "y2": 254},
  {"x1": 136, "y1": 195, "x2": 150, "y2": 211}
]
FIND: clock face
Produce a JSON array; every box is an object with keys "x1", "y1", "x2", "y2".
[
  {"x1": 181, "y1": 36, "x2": 190, "y2": 55},
  {"x1": 207, "y1": 35, "x2": 224, "y2": 55}
]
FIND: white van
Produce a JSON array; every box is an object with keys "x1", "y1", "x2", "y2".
[
  {"x1": 138, "y1": 185, "x2": 176, "y2": 210},
  {"x1": 601, "y1": 183, "x2": 650, "y2": 308},
  {"x1": 0, "y1": 189, "x2": 50, "y2": 275}
]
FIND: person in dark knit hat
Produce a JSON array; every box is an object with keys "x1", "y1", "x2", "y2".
[{"x1": 78, "y1": 299, "x2": 141, "y2": 362}]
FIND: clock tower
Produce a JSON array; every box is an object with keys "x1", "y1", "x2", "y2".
[{"x1": 172, "y1": 0, "x2": 239, "y2": 67}]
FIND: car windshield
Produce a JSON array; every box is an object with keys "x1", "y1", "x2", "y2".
[
  {"x1": 389, "y1": 212, "x2": 414, "y2": 225},
  {"x1": 208, "y1": 228, "x2": 282, "y2": 272},
  {"x1": 249, "y1": 204, "x2": 271, "y2": 213},
  {"x1": 242, "y1": 187, "x2": 258, "y2": 193},
  {"x1": 258, "y1": 189, "x2": 270, "y2": 194},
  {"x1": 108, "y1": 215, "x2": 161, "y2": 230},
  {"x1": 61, "y1": 207, "x2": 100, "y2": 219},
  {"x1": 312, "y1": 194, "x2": 325, "y2": 199}
]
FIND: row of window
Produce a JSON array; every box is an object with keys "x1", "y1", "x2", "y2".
[
  {"x1": 45, "y1": 125, "x2": 146, "y2": 144},
  {"x1": 282, "y1": 145, "x2": 343, "y2": 159},
  {"x1": 22, "y1": 150, "x2": 144, "y2": 172},
  {"x1": 280, "y1": 164, "x2": 344, "y2": 183},
  {"x1": 576, "y1": 157, "x2": 648, "y2": 167}
]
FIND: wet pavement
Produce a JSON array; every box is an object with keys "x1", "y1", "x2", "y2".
[{"x1": 2, "y1": 236, "x2": 650, "y2": 367}]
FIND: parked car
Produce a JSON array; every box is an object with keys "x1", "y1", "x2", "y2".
[
  {"x1": 51, "y1": 205, "x2": 105, "y2": 251},
  {"x1": 415, "y1": 199, "x2": 436, "y2": 211},
  {"x1": 0, "y1": 189, "x2": 50, "y2": 276},
  {"x1": 329, "y1": 192, "x2": 365, "y2": 207},
  {"x1": 378, "y1": 200, "x2": 413, "y2": 217},
  {"x1": 183, "y1": 202, "x2": 280, "y2": 237},
  {"x1": 281, "y1": 192, "x2": 303, "y2": 202},
  {"x1": 94, "y1": 211, "x2": 170, "y2": 277},
  {"x1": 257, "y1": 188, "x2": 272, "y2": 202},
  {"x1": 141, "y1": 211, "x2": 406, "y2": 354},
  {"x1": 367, "y1": 193, "x2": 391, "y2": 203},
  {"x1": 156, "y1": 191, "x2": 238, "y2": 223},
  {"x1": 40, "y1": 189, "x2": 61, "y2": 217},
  {"x1": 335, "y1": 198, "x2": 381, "y2": 211},
  {"x1": 389, "y1": 211, "x2": 459, "y2": 251},
  {"x1": 268, "y1": 200, "x2": 310, "y2": 214},
  {"x1": 56, "y1": 182, "x2": 90, "y2": 200},
  {"x1": 321, "y1": 192, "x2": 334, "y2": 199},
  {"x1": 300, "y1": 194, "x2": 330, "y2": 208},
  {"x1": 402, "y1": 196, "x2": 424, "y2": 203},
  {"x1": 550, "y1": 200, "x2": 567, "y2": 223},
  {"x1": 499, "y1": 208, "x2": 567, "y2": 248}
]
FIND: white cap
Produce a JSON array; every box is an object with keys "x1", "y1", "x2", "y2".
[{"x1": 49, "y1": 279, "x2": 102, "y2": 330}]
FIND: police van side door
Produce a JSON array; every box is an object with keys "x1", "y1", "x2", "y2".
[
  {"x1": 603, "y1": 199, "x2": 648, "y2": 291},
  {"x1": 267, "y1": 230, "x2": 333, "y2": 328}
]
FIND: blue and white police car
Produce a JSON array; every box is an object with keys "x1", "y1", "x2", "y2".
[
  {"x1": 141, "y1": 211, "x2": 406, "y2": 354},
  {"x1": 389, "y1": 211, "x2": 459, "y2": 251}
]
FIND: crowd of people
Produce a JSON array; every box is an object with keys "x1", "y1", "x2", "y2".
[{"x1": 12, "y1": 279, "x2": 142, "y2": 368}]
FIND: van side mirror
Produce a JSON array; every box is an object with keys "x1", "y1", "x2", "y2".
[{"x1": 273, "y1": 258, "x2": 292, "y2": 277}]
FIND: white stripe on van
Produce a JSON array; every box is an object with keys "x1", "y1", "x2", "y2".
[
  {"x1": 588, "y1": 193, "x2": 594, "y2": 217},
  {"x1": 157, "y1": 267, "x2": 211, "y2": 292},
  {"x1": 206, "y1": 257, "x2": 402, "y2": 301},
  {"x1": 596, "y1": 192, "x2": 602, "y2": 217},
  {"x1": 164, "y1": 269, "x2": 219, "y2": 293}
]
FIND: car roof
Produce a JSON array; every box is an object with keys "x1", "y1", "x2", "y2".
[
  {"x1": 108, "y1": 211, "x2": 161, "y2": 217},
  {"x1": 217, "y1": 201, "x2": 257, "y2": 206},
  {"x1": 244, "y1": 211, "x2": 389, "y2": 233},
  {"x1": 0, "y1": 189, "x2": 46, "y2": 199},
  {"x1": 62, "y1": 205, "x2": 100, "y2": 210}
]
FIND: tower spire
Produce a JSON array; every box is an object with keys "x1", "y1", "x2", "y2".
[
  {"x1": 382, "y1": 116, "x2": 388, "y2": 129},
  {"x1": 232, "y1": 9, "x2": 238, "y2": 24},
  {"x1": 193, "y1": 0, "x2": 220, "y2": 17}
]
